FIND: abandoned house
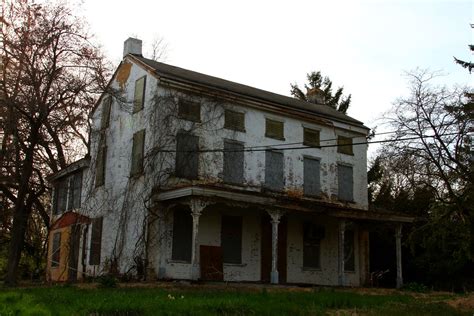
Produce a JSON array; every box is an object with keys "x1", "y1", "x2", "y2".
[{"x1": 46, "y1": 38, "x2": 414, "y2": 286}]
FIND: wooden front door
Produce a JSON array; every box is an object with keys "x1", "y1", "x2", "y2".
[
  {"x1": 200, "y1": 245, "x2": 224, "y2": 281},
  {"x1": 261, "y1": 214, "x2": 287, "y2": 283}
]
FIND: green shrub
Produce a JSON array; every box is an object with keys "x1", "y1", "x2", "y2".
[{"x1": 97, "y1": 274, "x2": 118, "y2": 288}]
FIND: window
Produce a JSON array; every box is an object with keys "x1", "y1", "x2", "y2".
[
  {"x1": 175, "y1": 133, "x2": 199, "y2": 179},
  {"x1": 337, "y1": 136, "x2": 353, "y2": 155},
  {"x1": 303, "y1": 223, "x2": 325, "y2": 269},
  {"x1": 223, "y1": 140, "x2": 244, "y2": 184},
  {"x1": 224, "y1": 110, "x2": 245, "y2": 132},
  {"x1": 265, "y1": 118, "x2": 284, "y2": 140},
  {"x1": 51, "y1": 232, "x2": 61, "y2": 267},
  {"x1": 303, "y1": 157, "x2": 320, "y2": 196},
  {"x1": 100, "y1": 96, "x2": 112, "y2": 129},
  {"x1": 344, "y1": 229, "x2": 355, "y2": 272},
  {"x1": 53, "y1": 178, "x2": 68, "y2": 215},
  {"x1": 95, "y1": 134, "x2": 107, "y2": 187},
  {"x1": 89, "y1": 217, "x2": 103, "y2": 265},
  {"x1": 171, "y1": 208, "x2": 192, "y2": 262},
  {"x1": 130, "y1": 130, "x2": 145, "y2": 176},
  {"x1": 221, "y1": 216, "x2": 242, "y2": 264},
  {"x1": 265, "y1": 150, "x2": 284, "y2": 191},
  {"x1": 303, "y1": 128, "x2": 320, "y2": 147},
  {"x1": 338, "y1": 164, "x2": 354, "y2": 202},
  {"x1": 67, "y1": 172, "x2": 83, "y2": 211},
  {"x1": 133, "y1": 76, "x2": 146, "y2": 113},
  {"x1": 178, "y1": 99, "x2": 201, "y2": 122}
]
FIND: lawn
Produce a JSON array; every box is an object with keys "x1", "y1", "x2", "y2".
[{"x1": 0, "y1": 283, "x2": 471, "y2": 315}]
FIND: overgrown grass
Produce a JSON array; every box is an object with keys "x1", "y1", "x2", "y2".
[{"x1": 0, "y1": 285, "x2": 468, "y2": 315}]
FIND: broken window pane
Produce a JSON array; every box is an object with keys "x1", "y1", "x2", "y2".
[
  {"x1": 265, "y1": 150, "x2": 284, "y2": 191},
  {"x1": 172, "y1": 208, "x2": 192, "y2": 262},
  {"x1": 265, "y1": 118, "x2": 284, "y2": 140},
  {"x1": 130, "y1": 129, "x2": 146, "y2": 176},
  {"x1": 178, "y1": 99, "x2": 201, "y2": 122},
  {"x1": 224, "y1": 110, "x2": 245, "y2": 132},
  {"x1": 337, "y1": 135, "x2": 353, "y2": 155},
  {"x1": 221, "y1": 216, "x2": 242, "y2": 264},
  {"x1": 303, "y1": 157, "x2": 321, "y2": 196},
  {"x1": 51, "y1": 232, "x2": 61, "y2": 267},
  {"x1": 89, "y1": 217, "x2": 103, "y2": 265},
  {"x1": 344, "y1": 229, "x2": 355, "y2": 272},
  {"x1": 338, "y1": 164, "x2": 353, "y2": 201},
  {"x1": 133, "y1": 76, "x2": 146, "y2": 113},
  {"x1": 175, "y1": 133, "x2": 199, "y2": 179},
  {"x1": 223, "y1": 140, "x2": 244, "y2": 184},
  {"x1": 303, "y1": 223, "x2": 325, "y2": 268}
]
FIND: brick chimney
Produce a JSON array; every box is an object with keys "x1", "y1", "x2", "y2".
[{"x1": 123, "y1": 38, "x2": 142, "y2": 57}]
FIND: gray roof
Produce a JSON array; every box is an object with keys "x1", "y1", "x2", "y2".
[{"x1": 133, "y1": 56, "x2": 366, "y2": 127}]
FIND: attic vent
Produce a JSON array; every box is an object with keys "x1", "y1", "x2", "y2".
[
  {"x1": 178, "y1": 99, "x2": 201, "y2": 122},
  {"x1": 265, "y1": 118, "x2": 284, "y2": 140},
  {"x1": 303, "y1": 128, "x2": 320, "y2": 147},
  {"x1": 224, "y1": 110, "x2": 245, "y2": 132}
]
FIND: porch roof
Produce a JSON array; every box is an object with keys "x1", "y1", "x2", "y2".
[{"x1": 154, "y1": 185, "x2": 415, "y2": 223}]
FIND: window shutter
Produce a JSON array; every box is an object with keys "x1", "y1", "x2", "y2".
[
  {"x1": 89, "y1": 217, "x2": 103, "y2": 265},
  {"x1": 95, "y1": 136, "x2": 106, "y2": 187},
  {"x1": 223, "y1": 141, "x2": 244, "y2": 184},
  {"x1": 303, "y1": 157, "x2": 321, "y2": 196},
  {"x1": 51, "y1": 232, "x2": 61, "y2": 267},
  {"x1": 221, "y1": 216, "x2": 243, "y2": 264},
  {"x1": 171, "y1": 208, "x2": 192, "y2": 261},
  {"x1": 100, "y1": 96, "x2": 112, "y2": 129},
  {"x1": 337, "y1": 136, "x2": 353, "y2": 155},
  {"x1": 133, "y1": 76, "x2": 146, "y2": 113},
  {"x1": 178, "y1": 100, "x2": 201, "y2": 122},
  {"x1": 338, "y1": 164, "x2": 353, "y2": 201},
  {"x1": 264, "y1": 150, "x2": 284, "y2": 191},
  {"x1": 131, "y1": 130, "x2": 145, "y2": 176},
  {"x1": 224, "y1": 110, "x2": 245, "y2": 132},
  {"x1": 265, "y1": 119, "x2": 284, "y2": 140},
  {"x1": 303, "y1": 128, "x2": 320, "y2": 147},
  {"x1": 175, "y1": 133, "x2": 199, "y2": 179}
]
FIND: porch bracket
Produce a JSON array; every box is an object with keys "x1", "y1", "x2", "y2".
[
  {"x1": 266, "y1": 209, "x2": 285, "y2": 284},
  {"x1": 395, "y1": 223, "x2": 403, "y2": 289}
]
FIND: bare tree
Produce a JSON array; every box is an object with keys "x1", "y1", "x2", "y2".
[{"x1": 0, "y1": 0, "x2": 111, "y2": 285}]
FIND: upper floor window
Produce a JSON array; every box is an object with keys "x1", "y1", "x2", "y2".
[
  {"x1": 100, "y1": 96, "x2": 112, "y2": 129},
  {"x1": 133, "y1": 76, "x2": 146, "y2": 113},
  {"x1": 178, "y1": 99, "x2": 201, "y2": 122},
  {"x1": 344, "y1": 229, "x2": 355, "y2": 272},
  {"x1": 264, "y1": 150, "x2": 284, "y2": 191},
  {"x1": 53, "y1": 177, "x2": 68, "y2": 215},
  {"x1": 224, "y1": 110, "x2": 245, "y2": 132},
  {"x1": 223, "y1": 140, "x2": 244, "y2": 185},
  {"x1": 175, "y1": 133, "x2": 199, "y2": 179},
  {"x1": 265, "y1": 118, "x2": 284, "y2": 140},
  {"x1": 130, "y1": 129, "x2": 146, "y2": 176},
  {"x1": 337, "y1": 136, "x2": 353, "y2": 155},
  {"x1": 67, "y1": 172, "x2": 83, "y2": 211},
  {"x1": 338, "y1": 164, "x2": 353, "y2": 202},
  {"x1": 221, "y1": 216, "x2": 243, "y2": 264},
  {"x1": 303, "y1": 128, "x2": 320, "y2": 147},
  {"x1": 95, "y1": 134, "x2": 107, "y2": 187},
  {"x1": 303, "y1": 157, "x2": 321, "y2": 197},
  {"x1": 303, "y1": 223, "x2": 325, "y2": 269}
]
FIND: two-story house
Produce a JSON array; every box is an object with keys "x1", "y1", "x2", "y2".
[{"x1": 46, "y1": 38, "x2": 414, "y2": 287}]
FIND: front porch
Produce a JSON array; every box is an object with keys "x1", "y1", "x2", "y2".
[{"x1": 147, "y1": 186, "x2": 414, "y2": 288}]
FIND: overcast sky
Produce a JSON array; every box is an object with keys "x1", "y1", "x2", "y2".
[{"x1": 83, "y1": 0, "x2": 472, "y2": 158}]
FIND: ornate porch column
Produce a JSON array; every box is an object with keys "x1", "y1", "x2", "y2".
[
  {"x1": 266, "y1": 209, "x2": 284, "y2": 284},
  {"x1": 395, "y1": 223, "x2": 403, "y2": 289},
  {"x1": 338, "y1": 219, "x2": 346, "y2": 286},
  {"x1": 189, "y1": 198, "x2": 208, "y2": 280}
]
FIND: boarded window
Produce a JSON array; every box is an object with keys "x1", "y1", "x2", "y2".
[
  {"x1": 223, "y1": 141, "x2": 244, "y2": 184},
  {"x1": 265, "y1": 118, "x2": 284, "y2": 140},
  {"x1": 95, "y1": 135, "x2": 106, "y2": 187},
  {"x1": 303, "y1": 157, "x2": 321, "y2": 196},
  {"x1": 337, "y1": 136, "x2": 353, "y2": 155},
  {"x1": 221, "y1": 216, "x2": 242, "y2": 264},
  {"x1": 338, "y1": 164, "x2": 353, "y2": 201},
  {"x1": 89, "y1": 217, "x2": 103, "y2": 265},
  {"x1": 344, "y1": 229, "x2": 355, "y2": 272},
  {"x1": 303, "y1": 128, "x2": 320, "y2": 147},
  {"x1": 51, "y1": 232, "x2": 61, "y2": 267},
  {"x1": 133, "y1": 76, "x2": 146, "y2": 113},
  {"x1": 175, "y1": 133, "x2": 199, "y2": 179},
  {"x1": 303, "y1": 223, "x2": 325, "y2": 268},
  {"x1": 178, "y1": 99, "x2": 201, "y2": 122},
  {"x1": 130, "y1": 130, "x2": 146, "y2": 176},
  {"x1": 54, "y1": 178, "x2": 68, "y2": 215},
  {"x1": 224, "y1": 110, "x2": 245, "y2": 132},
  {"x1": 265, "y1": 150, "x2": 284, "y2": 191},
  {"x1": 67, "y1": 172, "x2": 83, "y2": 210},
  {"x1": 100, "y1": 96, "x2": 112, "y2": 129},
  {"x1": 171, "y1": 208, "x2": 192, "y2": 262}
]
